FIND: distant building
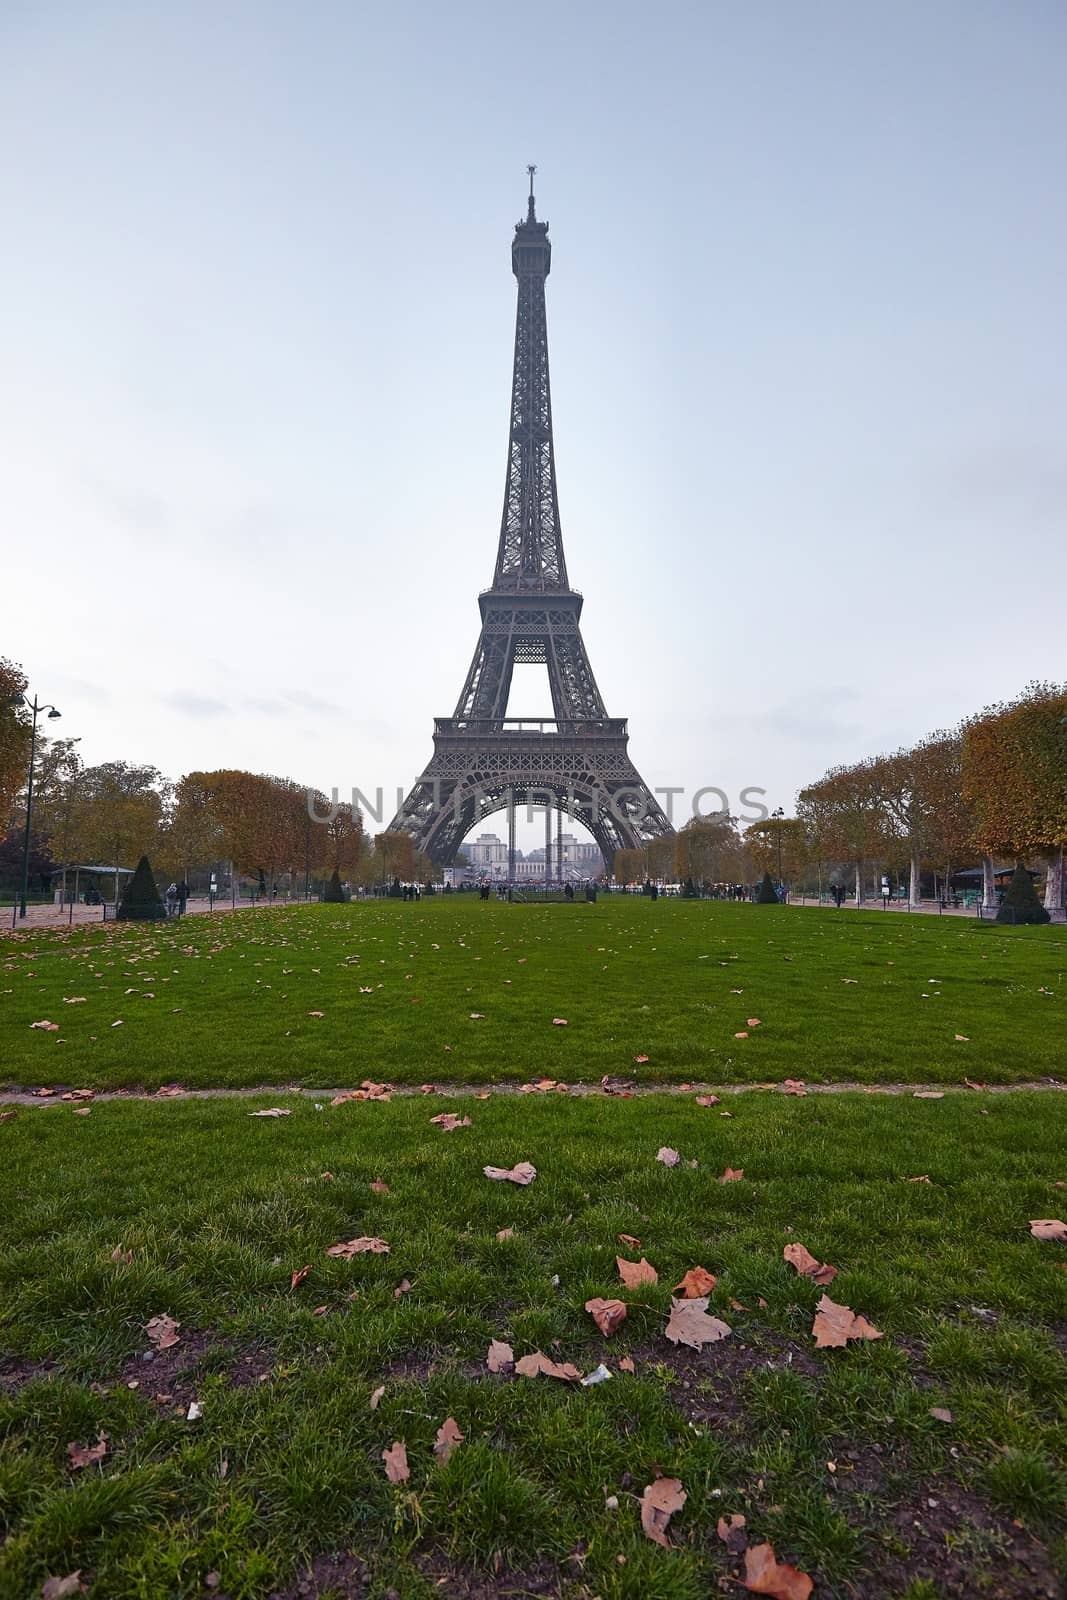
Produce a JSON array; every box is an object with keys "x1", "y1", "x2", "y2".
[{"x1": 452, "y1": 830, "x2": 603, "y2": 884}]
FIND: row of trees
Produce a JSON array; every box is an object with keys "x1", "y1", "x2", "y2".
[{"x1": 787, "y1": 682, "x2": 1066, "y2": 909}]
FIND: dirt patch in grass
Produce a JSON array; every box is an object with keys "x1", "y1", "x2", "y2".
[
  {"x1": 871, "y1": 1476, "x2": 1060, "y2": 1599},
  {"x1": 412, "y1": 1554, "x2": 564, "y2": 1599},
  {"x1": 113, "y1": 1329, "x2": 275, "y2": 1403},
  {"x1": 268, "y1": 1552, "x2": 368, "y2": 1599},
  {"x1": 0, "y1": 1352, "x2": 57, "y2": 1393}
]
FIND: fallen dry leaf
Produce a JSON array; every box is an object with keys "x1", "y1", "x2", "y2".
[
  {"x1": 954, "y1": 1034, "x2": 970, "y2": 1042},
  {"x1": 905, "y1": 1174, "x2": 932, "y2": 1183},
  {"x1": 665, "y1": 1296, "x2": 731, "y2": 1349},
  {"x1": 640, "y1": 1476, "x2": 687, "y2": 1547},
  {"x1": 674, "y1": 1266, "x2": 717, "y2": 1297},
  {"x1": 433, "y1": 1416, "x2": 465, "y2": 1463},
  {"x1": 929, "y1": 1406, "x2": 953, "y2": 1423},
  {"x1": 110, "y1": 1244, "x2": 133, "y2": 1265},
  {"x1": 551, "y1": 1017, "x2": 568, "y2": 1026},
  {"x1": 290, "y1": 1264, "x2": 312, "y2": 1290},
  {"x1": 30, "y1": 1020, "x2": 60, "y2": 1031},
  {"x1": 483, "y1": 1161, "x2": 537, "y2": 1185},
  {"x1": 617, "y1": 1232, "x2": 642, "y2": 1248},
  {"x1": 486, "y1": 1339, "x2": 514, "y2": 1373},
  {"x1": 369, "y1": 1385, "x2": 385, "y2": 1409},
  {"x1": 782, "y1": 1079, "x2": 807, "y2": 1096},
  {"x1": 381, "y1": 1440, "x2": 409, "y2": 1484},
  {"x1": 41, "y1": 1576, "x2": 85, "y2": 1599},
  {"x1": 747, "y1": 1018, "x2": 762, "y2": 1028},
  {"x1": 963, "y1": 1077, "x2": 986, "y2": 1091},
  {"x1": 783, "y1": 1242, "x2": 837, "y2": 1287},
  {"x1": 145, "y1": 1314, "x2": 180, "y2": 1351},
  {"x1": 719, "y1": 1167, "x2": 744, "y2": 1183},
  {"x1": 67, "y1": 1433, "x2": 108, "y2": 1470},
  {"x1": 1030, "y1": 1218, "x2": 1067, "y2": 1241},
  {"x1": 326, "y1": 1237, "x2": 390, "y2": 1257},
  {"x1": 307, "y1": 1010, "x2": 325, "y2": 1019},
  {"x1": 743, "y1": 1541, "x2": 813, "y2": 1598},
  {"x1": 585, "y1": 1297, "x2": 627, "y2": 1336},
  {"x1": 514, "y1": 1350, "x2": 581, "y2": 1381},
  {"x1": 718, "y1": 1511, "x2": 748, "y2": 1552},
  {"x1": 248, "y1": 1107, "x2": 291, "y2": 1118},
  {"x1": 912, "y1": 1091, "x2": 944, "y2": 1100},
  {"x1": 811, "y1": 1293, "x2": 883, "y2": 1348},
  {"x1": 656, "y1": 1146, "x2": 681, "y2": 1167},
  {"x1": 429, "y1": 1112, "x2": 472, "y2": 1131},
  {"x1": 393, "y1": 1278, "x2": 411, "y2": 1300},
  {"x1": 634, "y1": 1053, "x2": 649, "y2": 1063},
  {"x1": 496, "y1": 1227, "x2": 514, "y2": 1241},
  {"x1": 618, "y1": 1355, "x2": 636, "y2": 1372},
  {"x1": 694, "y1": 1093, "x2": 721, "y2": 1107},
  {"x1": 369, "y1": 1179, "x2": 390, "y2": 1195},
  {"x1": 734, "y1": 1030, "x2": 749, "y2": 1040},
  {"x1": 62, "y1": 997, "x2": 87, "y2": 1004},
  {"x1": 617, "y1": 1254, "x2": 658, "y2": 1287}
]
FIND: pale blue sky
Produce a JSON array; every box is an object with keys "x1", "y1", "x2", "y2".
[{"x1": 2, "y1": 2, "x2": 1064, "y2": 843}]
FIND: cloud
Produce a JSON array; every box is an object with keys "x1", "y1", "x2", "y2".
[
  {"x1": 703, "y1": 688, "x2": 863, "y2": 745},
  {"x1": 162, "y1": 691, "x2": 230, "y2": 718}
]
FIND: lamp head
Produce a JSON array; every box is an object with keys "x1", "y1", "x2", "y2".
[{"x1": 47, "y1": 708, "x2": 62, "y2": 720}]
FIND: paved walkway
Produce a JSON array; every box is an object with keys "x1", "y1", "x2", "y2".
[{"x1": 2, "y1": 896, "x2": 314, "y2": 932}]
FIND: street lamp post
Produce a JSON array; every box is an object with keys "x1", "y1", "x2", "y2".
[
  {"x1": 772, "y1": 806, "x2": 784, "y2": 891},
  {"x1": 8, "y1": 693, "x2": 62, "y2": 919}
]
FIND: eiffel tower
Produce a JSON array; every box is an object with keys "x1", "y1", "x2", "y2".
[{"x1": 389, "y1": 170, "x2": 673, "y2": 874}]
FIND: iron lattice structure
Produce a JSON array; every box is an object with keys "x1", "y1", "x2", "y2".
[{"x1": 389, "y1": 174, "x2": 672, "y2": 869}]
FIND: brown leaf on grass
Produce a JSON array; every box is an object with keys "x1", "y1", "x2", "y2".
[
  {"x1": 782, "y1": 1079, "x2": 807, "y2": 1096},
  {"x1": 551, "y1": 1017, "x2": 568, "y2": 1026},
  {"x1": 248, "y1": 1107, "x2": 291, "y2": 1118},
  {"x1": 433, "y1": 1417, "x2": 465, "y2": 1463},
  {"x1": 469, "y1": 1012, "x2": 485, "y2": 1020},
  {"x1": 41, "y1": 1576, "x2": 86, "y2": 1599},
  {"x1": 811, "y1": 1294, "x2": 883, "y2": 1348},
  {"x1": 419, "y1": 1083, "x2": 437, "y2": 1095},
  {"x1": 743, "y1": 1541, "x2": 814, "y2": 1598},
  {"x1": 307, "y1": 1010, "x2": 325, "y2": 1019},
  {"x1": 514, "y1": 1350, "x2": 581, "y2": 1381},
  {"x1": 1030, "y1": 1218, "x2": 1067, "y2": 1241},
  {"x1": 156, "y1": 1084, "x2": 185, "y2": 1097},
  {"x1": 0, "y1": 1109, "x2": 18, "y2": 1124},
  {"x1": 747, "y1": 1018, "x2": 762, "y2": 1028},
  {"x1": 783, "y1": 1242, "x2": 838, "y2": 1287},
  {"x1": 585, "y1": 1297, "x2": 627, "y2": 1336},
  {"x1": 393, "y1": 1278, "x2": 411, "y2": 1300},
  {"x1": 664, "y1": 1296, "x2": 731, "y2": 1349},
  {"x1": 734, "y1": 1031, "x2": 749, "y2": 1040},
  {"x1": 673, "y1": 1266, "x2": 717, "y2": 1297},
  {"x1": 429, "y1": 1112, "x2": 472, "y2": 1131},
  {"x1": 290, "y1": 1264, "x2": 312, "y2": 1290},
  {"x1": 618, "y1": 1356, "x2": 636, "y2": 1372},
  {"x1": 30, "y1": 1020, "x2": 60, "y2": 1031},
  {"x1": 718, "y1": 1511, "x2": 748, "y2": 1552},
  {"x1": 634, "y1": 1053, "x2": 649, "y2": 1063},
  {"x1": 67, "y1": 1433, "x2": 108, "y2": 1470},
  {"x1": 905, "y1": 1174, "x2": 932, "y2": 1183},
  {"x1": 954, "y1": 1034, "x2": 970, "y2": 1042},
  {"x1": 381, "y1": 1440, "x2": 409, "y2": 1483},
  {"x1": 62, "y1": 997, "x2": 87, "y2": 1004},
  {"x1": 369, "y1": 1385, "x2": 385, "y2": 1409},
  {"x1": 695, "y1": 1093, "x2": 721, "y2": 1106},
  {"x1": 929, "y1": 1406, "x2": 953, "y2": 1423},
  {"x1": 110, "y1": 1245, "x2": 133, "y2": 1265},
  {"x1": 326, "y1": 1237, "x2": 390, "y2": 1257},
  {"x1": 640, "y1": 1476, "x2": 687, "y2": 1547},
  {"x1": 719, "y1": 1167, "x2": 744, "y2": 1183},
  {"x1": 617, "y1": 1232, "x2": 642, "y2": 1248},
  {"x1": 145, "y1": 1314, "x2": 180, "y2": 1350},
  {"x1": 483, "y1": 1161, "x2": 536, "y2": 1185},
  {"x1": 61, "y1": 1089, "x2": 94, "y2": 1102},
  {"x1": 486, "y1": 1339, "x2": 514, "y2": 1373},
  {"x1": 369, "y1": 1179, "x2": 390, "y2": 1195},
  {"x1": 496, "y1": 1227, "x2": 514, "y2": 1241},
  {"x1": 912, "y1": 1091, "x2": 944, "y2": 1100},
  {"x1": 656, "y1": 1146, "x2": 681, "y2": 1167},
  {"x1": 617, "y1": 1255, "x2": 658, "y2": 1287},
  {"x1": 963, "y1": 1077, "x2": 986, "y2": 1091}
]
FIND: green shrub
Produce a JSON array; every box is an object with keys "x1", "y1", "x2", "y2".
[
  {"x1": 756, "y1": 871, "x2": 779, "y2": 904},
  {"x1": 997, "y1": 863, "x2": 1050, "y2": 925},
  {"x1": 322, "y1": 868, "x2": 344, "y2": 904},
  {"x1": 117, "y1": 856, "x2": 166, "y2": 921}
]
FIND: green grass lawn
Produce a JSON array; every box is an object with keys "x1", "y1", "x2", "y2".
[
  {"x1": 2, "y1": 899, "x2": 1065, "y2": 1091},
  {"x1": 1, "y1": 1091, "x2": 1064, "y2": 1599}
]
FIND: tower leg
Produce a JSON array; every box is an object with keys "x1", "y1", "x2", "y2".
[
  {"x1": 545, "y1": 804, "x2": 552, "y2": 888},
  {"x1": 557, "y1": 808, "x2": 563, "y2": 886},
  {"x1": 507, "y1": 795, "x2": 516, "y2": 886}
]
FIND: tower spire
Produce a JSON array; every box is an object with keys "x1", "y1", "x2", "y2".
[{"x1": 495, "y1": 168, "x2": 565, "y2": 590}]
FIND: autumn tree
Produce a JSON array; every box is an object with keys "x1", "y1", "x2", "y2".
[
  {"x1": 871, "y1": 734, "x2": 973, "y2": 908},
  {"x1": 676, "y1": 814, "x2": 746, "y2": 886},
  {"x1": 645, "y1": 835, "x2": 676, "y2": 883},
  {"x1": 797, "y1": 760, "x2": 889, "y2": 906},
  {"x1": 323, "y1": 799, "x2": 364, "y2": 879},
  {"x1": 374, "y1": 831, "x2": 415, "y2": 886},
  {"x1": 613, "y1": 847, "x2": 644, "y2": 886},
  {"x1": 163, "y1": 772, "x2": 228, "y2": 882},
  {"x1": 77, "y1": 762, "x2": 169, "y2": 903},
  {"x1": 0, "y1": 657, "x2": 31, "y2": 828},
  {"x1": 963, "y1": 683, "x2": 1067, "y2": 912},
  {"x1": 743, "y1": 816, "x2": 809, "y2": 886}
]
